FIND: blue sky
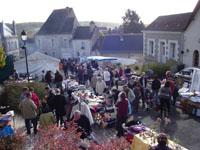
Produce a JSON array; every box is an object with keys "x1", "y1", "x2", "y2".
[{"x1": 0, "y1": 0, "x2": 198, "y2": 24}]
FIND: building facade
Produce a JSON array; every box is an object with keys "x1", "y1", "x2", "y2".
[
  {"x1": 35, "y1": 7, "x2": 99, "y2": 59},
  {"x1": 143, "y1": 0, "x2": 200, "y2": 67},
  {"x1": 0, "y1": 21, "x2": 19, "y2": 59},
  {"x1": 142, "y1": 13, "x2": 191, "y2": 64},
  {"x1": 183, "y1": 1, "x2": 200, "y2": 67}
]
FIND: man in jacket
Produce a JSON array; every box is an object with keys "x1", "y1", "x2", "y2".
[
  {"x1": 54, "y1": 70, "x2": 63, "y2": 92},
  {"x1": 123, "y1": 85, "x2": 135, "y2": 104},
  {"x1": 139, "y1": 72, "x2": 148, "y2": 108},
  {"x1": 91, "y1": 74, "x2": 98, "y2": 94},
  {"x1": 45, "y1": 86, "x2": 55, "y2": 111},
  {"x1": 45, "y1": 70, "x2": 53, "y2": 88},
  {"x1": 19, "y1": 92, "x2": 38, "y2": 135},
  {"x1": 151, "y1": 75, "x2": 161, "y2": 105},
  {"x1": 103, "y1": 68, "x2": 111, "y2": 87},
  {"x1": 53, "y1": 88, "x2": 66, "y2": 126},
  {"x1": 73, "y1": 110, "x2": 100, "y2": 145}
]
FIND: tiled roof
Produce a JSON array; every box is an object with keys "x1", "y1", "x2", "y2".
[
  {"x1": 37, "y1": 8, "x2": 75, "y2": 35},
  {"x1": 144, "y1": 12, "x2": 192, "y2": 32},
  {"x1": 73, "y1": 26, "x2": 94, "y2": 39},
  {"x1": 94, "y1": 34, "x2": 143, "y2": 53},
  {"x1": 0, "y1": 22, "x2": 15, "y2": 37},
  {"x1": 185, "y1": 0, "x2": 200, "y2": 30}
]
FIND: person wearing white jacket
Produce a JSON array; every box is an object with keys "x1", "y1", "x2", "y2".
[
  {"x1": 103, "y1": 68, "x2": 111, "y2": 87},
  {"x1": 96, "y1": 77, "x2": 106, "y2": 96}
]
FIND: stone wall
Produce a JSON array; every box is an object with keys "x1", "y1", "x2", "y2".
[
  {"x1": 183, "y1": 9, "x2": 200, "y2": 67},
  {"x1": 143, "y1": 31, "x2": 183, "y2": 64}
]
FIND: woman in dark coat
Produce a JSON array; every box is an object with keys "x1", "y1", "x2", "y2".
[
  {"x1": 159, "y1": 81, "x2": 171, "y2": 117},
  {"x1": 53, "y1": 88, "x2": 66, "y2": 126}
]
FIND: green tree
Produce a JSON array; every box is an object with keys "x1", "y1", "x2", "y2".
[{"x1": 122, "y1": 9, "x2": 145, "y2": 33}]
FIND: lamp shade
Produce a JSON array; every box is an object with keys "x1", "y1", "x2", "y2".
[{"x1": 21, "y1": 30, "x2": 27, "y2": 41}]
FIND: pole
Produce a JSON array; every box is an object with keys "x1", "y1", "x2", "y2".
[{"x1": 24, "y1": 41, "x2": 29, "y2": 82}]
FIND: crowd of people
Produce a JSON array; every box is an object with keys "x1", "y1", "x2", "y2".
[{"x1": 18, "y1": 58, "x2": 178, "y2": 149}]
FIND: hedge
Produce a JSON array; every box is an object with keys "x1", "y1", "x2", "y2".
[
  {"x1": 0, "y1": 82, "x2": 47, "y2": 113},
  {"x1": 142, "y1": 60, "x2": 177, "y2": 78}
]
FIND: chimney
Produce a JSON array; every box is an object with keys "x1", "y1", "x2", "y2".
[
  {"x1": 66, "y1": 7, "x2": 71, "y2": 17},
  {"x1": 12, "y1": 20, "x2": 17, "y2": 35},
  {"x1": 119, "y1": 25, "x2": 124, "y2": 41},
  {"x1": 1, "y1": 21, "x2": 5, "y2": 37},
  {"x1": 90, "y1": 21, "x2": 95, "y2": 32}
]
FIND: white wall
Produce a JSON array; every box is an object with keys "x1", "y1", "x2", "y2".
[
  {"x1": 35, "y1": 34, "x2": 73, "y2": 58},
  {"x1": 72, "y1": 40, "x2": 91, "y2": 57},
  {"x1": 184, "y1": 9, "x2": 200, "y2": 67}
]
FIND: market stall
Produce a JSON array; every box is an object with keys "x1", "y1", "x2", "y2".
[
  {"x1": 131, "y1": 127, "x2": 188, "y2": 150},
  {"x1": 0, "y1": 109, "x2": 15, "y2": 137},
  {"x1": 63, "y1": 79, "x2": 115, "y2": 127},
  {"x1": 177, "y1": 68, "x2": 200, "y2": 117}
]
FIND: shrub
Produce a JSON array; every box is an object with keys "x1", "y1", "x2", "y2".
[
  {"x1": 0, "y1": 82, "x2": 46, "y2": 112},
  {"x1": 142, "y1": 60, "x2": 176, "y2": 78},
  {"x1": 33, "y1": 122, "x2": 130, "y2": 150},
  {"x1": 134, "y1": 65, "x2": 139, "y2": 71}
]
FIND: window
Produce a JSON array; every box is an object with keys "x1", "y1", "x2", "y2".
[
  {"x1": 81, "y1": 42, "x2": 85, "y2": 49},
  {"x1": 193, "y1": 50, "x2": 199, "y2": 67},
  {"x1": 64, "y1": 39, "x2": 67, "y2": 48},
  {"x1": 52, "y1": 39, "x2": 54, "y2": 48},
  {"x1": 149, "y1": 41, "x2": 154, "y2": 55},
  {"x1": 7, "y1": 42, "x2": 10, "y2": 51},
  {"x1": 170, "y1": 43, "x2": 176, "y2": 58},
  {"x1": 161, "y1": 42, "x2": 165, "y2": 55},
  {"x1": 38, "y1": 40, "x2": 40, "y2": 48},
  {"x1": 14, "y1": 41, "x2": 17, "y2": 49},
  {"x1": 52, "y1": 52, "x2": 55, "y2": 57},
  {"x1": 69, "y1": 40, "x2": 72, "y2": 48},
  {"x1": 45, "y1": 52, "x2": 48, "y2": 55}
]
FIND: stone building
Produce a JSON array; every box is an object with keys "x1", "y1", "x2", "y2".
[
  {"x1": 0, "y1": 21, "x2": 19, "y2": 59},
  {"x1": 35, "y1": 7, "x2": 99, "y2": 59},
  {"x1": 143, "y1": 0, "x2": 200, "y2": 67}
]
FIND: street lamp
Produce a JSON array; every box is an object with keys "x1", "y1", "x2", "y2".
[{"x1": 21, "y1": 30, "x2": 29, "y2": 82}]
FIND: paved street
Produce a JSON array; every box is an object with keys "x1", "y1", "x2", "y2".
[
  {"x1": 13, "y1": 105, "x2": 200, "y2": 150},
  {"x1": 133, "y1": 106, "x2": 200, "y2": 150}
]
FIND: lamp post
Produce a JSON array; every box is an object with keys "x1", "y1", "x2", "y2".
[{"x1": 21, "y1": 30, "x2": 29, "y2": 82}]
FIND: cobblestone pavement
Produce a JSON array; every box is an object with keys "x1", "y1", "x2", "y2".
[{"x1": 12, "y1": 103, "x2": 200, "y2": 150}]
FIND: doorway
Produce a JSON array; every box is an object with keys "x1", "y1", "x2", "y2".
[
  {"x1": 160, "y1": 42, "x2": 166, "y2": 63},
  {"x1": 193, "y1": 50, "x2": 199, "y2": 67}
]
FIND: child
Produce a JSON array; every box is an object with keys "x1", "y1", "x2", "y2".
[{"x1": 146, "y1": 92, "x2": 153, "y2": 111}]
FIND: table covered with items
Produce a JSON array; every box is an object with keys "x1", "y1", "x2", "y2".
[
  {"x1": 178, "y1": 92, "x2": 200, "y2": 116},
  {"x1": 129, "y1": 126, "x2": 188, "y2": 150},
  {"x1": 0, "y1": 107, "x2": 15, "y2": 137},
  {"x1": 64, "y1": 80, "x2": 116, "y2": 127}
]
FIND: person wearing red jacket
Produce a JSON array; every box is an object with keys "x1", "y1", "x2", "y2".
[
  {"x1": 119, "y1": 67, "x2": 123, "y2": 77},
  {"x1": 29, "y1": 87, "x2": 40, "y2": 108},
  {"x1": 165, "y1": 71, "x2": 175, "y2": 95},
  {"x1": 115, "y1": 92, "x2": 128, "y2": 137}
]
